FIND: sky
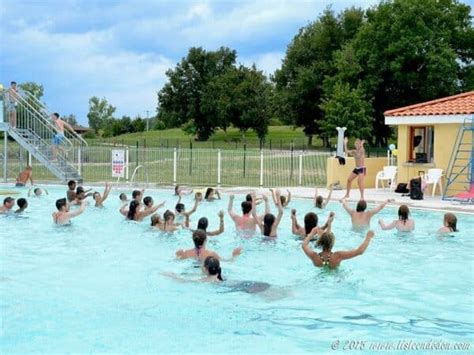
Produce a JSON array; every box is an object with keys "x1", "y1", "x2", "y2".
[{"x1": 0, "y1": 0, "x2": 396, "y2": 125}]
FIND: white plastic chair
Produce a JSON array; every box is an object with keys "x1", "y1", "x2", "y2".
[
  {"x1": 424, "y1": 168, "x2": 443, "y2": 197},
  {"x1": 375, "y1": 166, "x2": 397, "y2": 190}
]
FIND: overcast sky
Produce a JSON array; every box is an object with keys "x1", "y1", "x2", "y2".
[{"x1": 0, "y1": 0, "x2": 425, "y2": 125}]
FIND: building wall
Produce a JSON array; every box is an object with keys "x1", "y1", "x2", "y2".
[{"x1": 326, "y1": 157, "x2": 387, "y2": 189}]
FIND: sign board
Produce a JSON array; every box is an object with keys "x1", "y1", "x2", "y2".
[{"x1": 112, "y1": 149, "x2": 125, "y2": 178}]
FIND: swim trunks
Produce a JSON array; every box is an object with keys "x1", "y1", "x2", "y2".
[
  {"x1": 53, "y1": 133, "x2": 65, "y2": 145},
  {"x1": 15, "y1": 182, "x2": 25, "y2": 187},
  {"x1": 352, "y1": 166, "x2": 366, "y2": 176}
]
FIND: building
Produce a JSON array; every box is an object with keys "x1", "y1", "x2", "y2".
[{"x1": 384, "y1": 91, "x2": 474, "y2": 195}]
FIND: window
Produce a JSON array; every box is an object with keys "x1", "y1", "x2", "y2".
[{"x1": 408, "y1": 126, "x2": 434, "y2": 163}]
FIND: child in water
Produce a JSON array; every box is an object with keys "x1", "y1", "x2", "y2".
[{"x1": 438, "y1": 213, "x2": 458, "y2": 234}]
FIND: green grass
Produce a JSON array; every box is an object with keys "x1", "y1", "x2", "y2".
[{"x1": 86, "y1": 126, "x2": 324, "y2": 150}]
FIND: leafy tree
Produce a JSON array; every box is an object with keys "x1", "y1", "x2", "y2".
[
  {"x1": 112, "y1": 116, "x2": 133, "y2": 136},
  {"x1": 132, "y1": 116, "x2": 146, "y2": 133},
  {"x1": 274, "y1": 7, "x2": 364, "y2": 145},
  {"x1": 19, "y1": 82, "x2": 44, "y2": 99},
  {"x1": 331, "y1": 0, "x2": 473, "y2": 145},
  {"x1": 63, "y1": 114, "x2": 78, "y2": 126},
  {"x1": 320, "y1": 82, "x2": 373, "y2": 139},
  {"x1": 87, "y1": 96, "x2": 116, "y2": 132},
  {"x1": 157, "y1": 47, "x2": 237, "y2": 140}
]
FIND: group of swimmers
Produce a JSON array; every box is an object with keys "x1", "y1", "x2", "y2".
[{"x1": 1, "y1": 180, "x2": 460, "y2": 284}]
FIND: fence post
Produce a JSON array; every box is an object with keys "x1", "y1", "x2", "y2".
[
  {"x1": 298, "y1": 151, "x2": 303, "y2": 186},
  {"x1": 217, "y1": 149, "x2": 221, "y2": 188},
  {"x1": 243, "y1": 144, "x2": 247, "y2": 178},
  {"x1": 173, "y1": 147, "x2": 177, "y2": 186},
  {"x1": 290, "y1": 143, "x2": 294, "y2": 181},
  {"x1": 259, "y1": 149, "x2": 264, "y2": 188},
  {"x1": 125, "y1": 148, "x2": 130, "y2": 182},
  {"x1": 77, "y1": 147, "x2": 81, "y2": 175},
  {"x1": 189, "y1": 141, "x2": 192, "y2": 176}
]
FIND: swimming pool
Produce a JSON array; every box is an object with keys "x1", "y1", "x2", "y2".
[{"x1": 1, "y1": 186, "x2": 473, "y2": 353}]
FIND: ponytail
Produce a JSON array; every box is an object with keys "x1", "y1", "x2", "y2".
[{"x1": 217, "y1": 266, "x2": 223, "y2": 281}]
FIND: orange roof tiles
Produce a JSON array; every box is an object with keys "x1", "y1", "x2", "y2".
[{"x1": 384, "y1": 91, "x2": 474, "y2": 116}]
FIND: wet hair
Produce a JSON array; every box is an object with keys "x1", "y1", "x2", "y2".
[
  {"x1": 398, "y1": 205, "x2": 410, "y2": 224},
  {"x1": 17, "y1": 198, "x2": 27, "y2": 209},
  {"x1": 444, "y1": 213, "x2": 457, "y2": 232},
  {"x1": 315, "y1": 196, "x2": 324, "y2": 208},
  {"x1": 195, "y1": 192, "x2": 202, "y2": 200},
  {"x1": 280, "y1": 196, "x2": 286, "y2": 205},
  {"x1": 304, "y1": 212, "x2": 318, "y2": 235},
  {"x1": 93, "y1": 192, "x2": 100, "y2": 200},
  {"x1": 163, "y1": 209, "x2": 175, "y2": 222},
  {"x1": 67, "y1": 180, "x2": 76, "y2": 188},
  {"x1": 150, "y1": 214, "x2": 161, "y2": 226},
  {"x1": 174, "y1": 185, "x2": 180, "y2": 195},
  {"x1": 55, "y1": 198, "x2": 67, "y2": 211},
  {"x1": 127, "y1": 200, "x2": 140, "y2": 220},
  {"x1": 192, "y1": 229, "x2": 207, "y2": 248},
  {"x1": 263, "y1": 213, "x2": 275, "y2": 236},
  {"x1": 175, "y1": 203, "x2": 185, "y2": 213},
  {"x1": 11, "y1": 81, "x2": 17, "y2": 85},
  {"x1": 197, "y1": 217, "x2": 208, "y2": 231},
  {"x1": 204, "y1": 188, "x2": 214, "y2": 200},
  {"x1": 76, "y1": 186, "x2": 85, "y2": 195},
  {"x1": 53, "y1": 112, "x2": 60, "y2": 119},
  {"x1": 34, "y1": 188, "x2": 41, "y2": 195},
  {"x1": 143, "y1": 196, "x2": 153, "y2": 207},
  {"x1": 316, "y1": 231, "x2": 335, "y2": 251},
  {"x1": 246, "y1": 194, "x2": 252, "y2": 202},
  {"x1": 119, "y1": 193, "x2": 127, "y2": 201},
  {"x1": 132, "y1": 190, "x2": 142, "y2": 200},
  {"x1": 3, "y1": 197, "x2": 14, "y2": 206},
  {"x1": 204, "y1": 256, "x2": 223, "y2": 281},
  {"x1": 241, "y1": 201, "x2": 252, "y2": 215},
  {"x1": 356, "y1": 200, "x2": 367, "y2": 212}
]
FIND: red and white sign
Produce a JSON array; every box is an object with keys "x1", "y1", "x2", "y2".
[{"x1": 111, "y1": 150, "x2": 125, "y2": 178}]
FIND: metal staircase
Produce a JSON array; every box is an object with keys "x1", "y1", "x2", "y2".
[
  {"x1": 443, "y1": 116, "x2": 474, "y2": 202},
  {"x1": 2, "y1": 88, "x2": 87, "y2": 183}
]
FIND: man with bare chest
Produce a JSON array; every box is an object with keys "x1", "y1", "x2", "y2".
[{"x1": 344, "y1": 137, "x2": 366, "y2": 200}]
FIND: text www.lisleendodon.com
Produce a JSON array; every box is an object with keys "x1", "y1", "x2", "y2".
[{"x1": 330, "y1": 339, "x2": 471, "y2": 352}]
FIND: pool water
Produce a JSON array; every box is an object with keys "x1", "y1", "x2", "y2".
[{"x1": 1, "y1": 186, "x2": 473, "y2": 353}]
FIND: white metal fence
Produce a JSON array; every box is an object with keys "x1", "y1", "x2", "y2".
[{"x1": 2, "y1": 145, "x2": 330, "y2": 187}]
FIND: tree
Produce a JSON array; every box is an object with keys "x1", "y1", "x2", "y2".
[
  {"x1": 87, "y1": 96, "x2": 116, "y2": 132},
  {"x1": 331, "y1": 0, "x2": 474, "y2": 145},
  {"x1": 320, "y1": 82, "x2": 373, "y2": 140},
  {"x1": 19, "y1": 82, "x2": 44, "y2": 99},
  {"x1": 132, "y1": 116, "x2": 146, "y2": 133},
  {"x1": 63, "y1": 114, "x2": 78, "y2": 126},
  {"x1": 111, "y1": 116, "x2": 133, "y2": 136},
  {"x1": 274, "y1": 7, "x2": 364, "y2": 145},
  {"x1": 157, "y1": 47, "x2": 237, "y2": 140}
]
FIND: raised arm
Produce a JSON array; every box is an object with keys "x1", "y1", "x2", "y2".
[
  {"x1": 368, "y1": 199, "x2": 391, "y2": 217},
  {"x1": 251, "y1": 193, "x2": 263, "y2": 233},
  {"x1": 271, "y1": 192, "x2": 284, "y2": 235},
  {"x1": 184, "y1": 199, "x2": 199, "y2": 217},
  {"x1": 320, "y1": 212, "x2": 335, "y2": 233},
  {"x1": 301, "y1": 233, "x2": 322, "y2": 267},
  {"x1": 340, "y1": 199, "x2": 354, "y2": 215},
  {"x1": 378, "y1": 219, "x2": 397, "y2": 230},
  {"x1": 101, "y1": 183, "x2": 111, "y2": 203},
  {"x1": 269, "y1": 188, "x2": 278, "y2": 205},
  {"x1": 67, "y1": 200, "x2": 87, "y2": 218},
  {"x1": 291, "y1": 209, "x2": 303, "y2": 235},
  {"x1": 207, "y1": 210, "x2": 224, "y2": 236},
  {"x1": 28, "y1": 186, "x2": 34, "y2": 197},
  {"x1": 314, "y1": 187, "x2": 318, "y2": 206},
  {"x1": 322, "y1": 185, "x2": 333, "y2": 208},
  {"x1": 227, "y1": 194, "x2": 238, "y2": 220},
  {"x1": 286, "y1": 189, "x2": 292, "y2": 205},
  {"x1": 344, "y1": 137, "x2": 355, "y2": 156},
  {"x1": 336, "y1": 230, "x2": 375, "y2": 261}
]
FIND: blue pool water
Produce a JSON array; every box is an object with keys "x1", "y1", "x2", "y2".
[{"x1": 1, "y1": 186, "x2": 473, "y2": 353}]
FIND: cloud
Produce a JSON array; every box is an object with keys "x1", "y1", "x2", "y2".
[{"x1": 241, "y1": 52, "x2": 285, "y2": 76}]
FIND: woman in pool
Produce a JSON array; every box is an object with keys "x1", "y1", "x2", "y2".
[
  {"x1": 204, "y1": 188, "x2": 221, "y2": 201},
  {"x1": 252, "y1": 191, "x2": 283, "y2": 238},
  {"x1": 269, "y1": 188, "x2": 291, "y2": 207},
  {"x1": 176, "y1": 229, "x2": 242, "y2": 261},
  {"x1": 314, "y1": 184, "x2": 334, "y2": 209},
  {"x1": 158, "y1": 210, "x2": 182, "y2": 232},
  {"x1": 93, "y1": 183, "x2": 112, "y2": 208},
  {"x1": 175, "y1": 196, "x2": 199, "y2": 225},
  {"x1": 119, "y1": 193, "x2": 128, "y2": 204},
  {"x1": 302, "y1": 229, "x2": 375, "y2": 269},
  {"x1": 378, "y1": 205, "x2": 415, "y2": 232},
  {"x1": 291, "y1": 209, "x2": 333, "y2": 239},
  {"x1": 438, "y1": 213, "x2": 458, "y2": 234},
  {"x1": 186, "y1": 210, "x2": 225, "y2": 236},
  {"x1": 124, "y1": 200, "x2": 163, "y2": 222},
  {"x1": 28, "y1": 186, "x2": 49, "y2": 197}
]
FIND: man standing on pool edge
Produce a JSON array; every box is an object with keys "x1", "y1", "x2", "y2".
[{"x1": 344, "y1": 137, "x2": 366, "y2": 200}]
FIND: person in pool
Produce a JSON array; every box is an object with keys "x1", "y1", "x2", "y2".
[
  {"x1": 120, "y1": 189, "x2": 145, "y2": 216},
  {"x1": 123, "y1": 200, "x2": 164, "y2": 222},
  {"x1": 252, "y1": 191, "x2": 283, "y2": 238},
  {"x1": 175, "y1": 194, "x2": 199, "y2": 224},
  {"x1": 119, "y1": 193, "x2": 128, "y2": 204},
  {"x1": 194, "y1": 192, "x2": 203, "y2": 202},
  {"x1": 245, "y1": 193, "x2": 263, "y2": 206},
  {"x1": 438, "y1": 213, "x2": 458, "y2": 234},
  {"x1": 75, "y1": 186, "x2": 93, "y2": 202},
  {"x1": 52, "y1": 198, "x2": 86, "y2": 225},
  {"x1": 15, "y1": 166, "x2": 33, "y2": 187},
  {"x1": 291, "y1": 209, "x2": 333, "y2": 239},
  {"x1": 204, "y1": 187, "x2": 221, "y2": 201},
  {"x1": 15, "y1": 198, "x2": 28, "y2": 214},
  {"x1": 66, "y1": 180, "x2": 77, "y2": 202},
  {"x1": 302, "y1": 229, "x2": 376, "y2": 269},
  {"x1": 143, "y1": 196, "x2": 155, "y2": 211},
  {"x1": 341, "y1": 198, "x2": 392, "y2": 230},
  {"x1": 378, "y1": 205, "x2": 415, "y2": 232},
  {"x1": 176, "y1": 229, "x2": 242, "y2": 261},
  {"x1": 314, "y1": 184, "x2": 334, "y2": 209},
  {"x1": 186, "y1": 210, "x2": 225, "y2": 237},
  {"x1": 0, "y1": 197, "x2": 15, "y2": 214},
  {"x1": 228, "y1": 194, "x2": 259, "y2": 231},
  {"x1": 269, "y1": 188, "x2": 291, "y2": 207},
  {"x1": 93, "y1": 183, "x2": 112, "y2": 208},
  {"x1": 28, "y1": 186, "x2": 49, "y2": 197}
]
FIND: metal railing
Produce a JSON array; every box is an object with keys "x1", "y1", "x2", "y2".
[{"x1": 1, "y1": 145, "x2": 330, "y2": 187}]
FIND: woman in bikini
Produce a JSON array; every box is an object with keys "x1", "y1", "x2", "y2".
[
  {"x1": 291, "y1": 209, "x2": 334, "y2": 239},
  {"x1": 378, "y1": 205, "x2": 415, "y2": 232},
  {"x1": 302, "y1": 229, "x2": 375, "y2": 269}
]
